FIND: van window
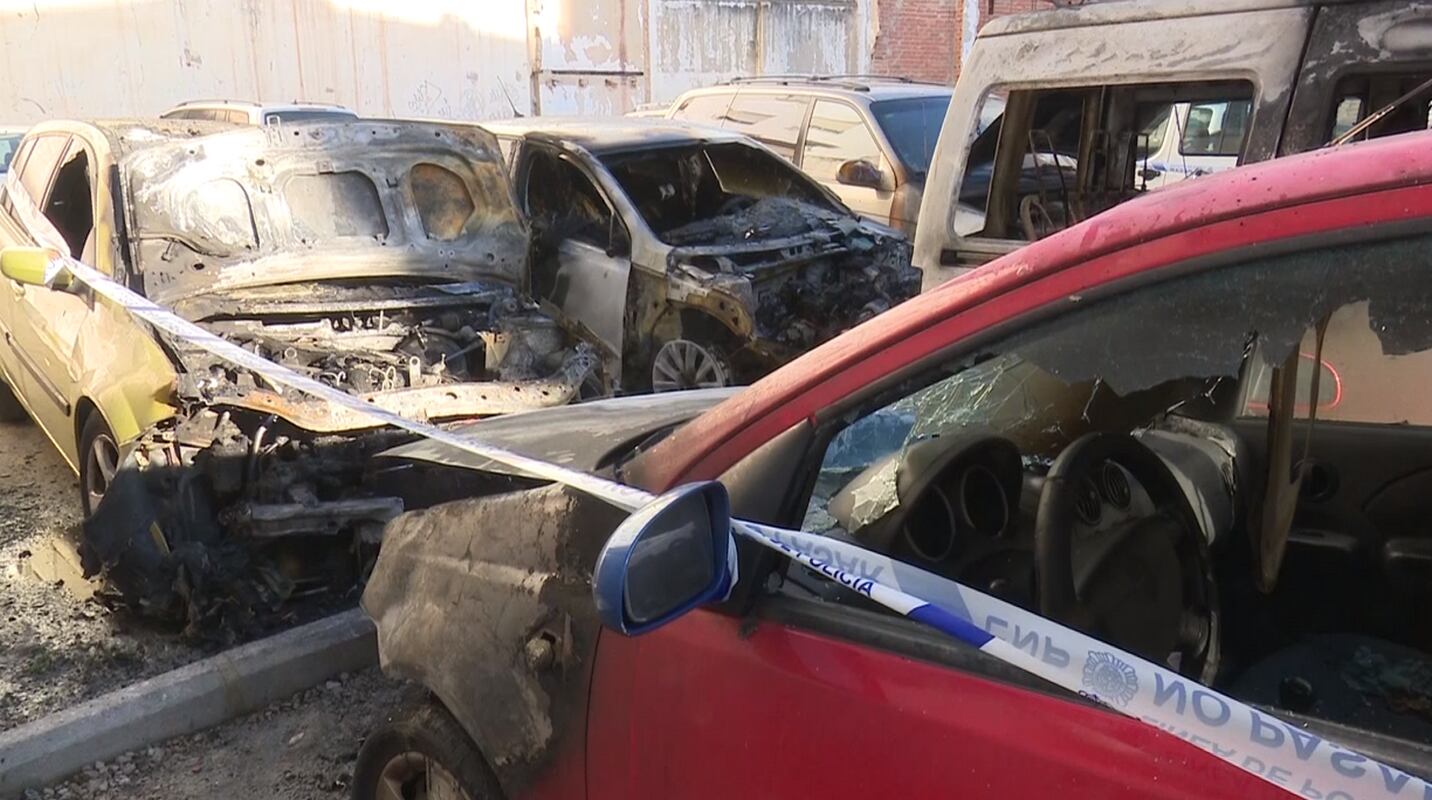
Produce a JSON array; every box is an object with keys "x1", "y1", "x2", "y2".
[
  {"x1": 722, "y1": 94, "x2": 808, "y2": 160},
  {"x1": 956, "y1": 81, "x2": 1254, "y2": 241},
  {"x1": 1179, "y1": 100, "x2": 1251, "y2": 157},
  {"x1": 802, "y1": 101, "x2": 882, "y2": 183},
  {"x1": 1328, "y1": 73, "x2": 1432, "y2": 143}
]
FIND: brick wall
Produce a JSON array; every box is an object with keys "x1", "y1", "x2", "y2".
[
  {"x1": 868, "y1": 0, "x2": 1047, "y2": 84},
  {"x1": 869, "y1": 0, "x2": 959, "y2": 85}
]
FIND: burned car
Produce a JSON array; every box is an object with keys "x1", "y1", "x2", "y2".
[
  {"x1": 0, "y1": 118, "x2": 598, "y2": 632},
  {"x1": 484, "y1": 119, "x2": 919, "y2": 392},
  {"x1": 353, "y1": 134, "x2": 1432, "y2": 799}
]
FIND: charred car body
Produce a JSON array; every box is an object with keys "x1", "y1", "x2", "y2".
[
  {"x1": 0, "y1": 119, "x2": 598, "y2": 632},
  {"x1": 484, "y1": 119, "x2": 919, "y2": 392}
]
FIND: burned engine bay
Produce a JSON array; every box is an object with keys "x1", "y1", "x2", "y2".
[{"x1": 79, "y1": 120, "x2": 600, "y2": 637}]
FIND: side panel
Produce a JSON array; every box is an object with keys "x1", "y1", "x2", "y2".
[
  {"x1": 363, "y1": 484, "x2": 629, "y2": 799},
  {"x1": 911, "y1": 6, "x2": 1312, "y2": 287},
  {"x1": 587, "y1": 609, "x2": 1289, "y2": 799}
]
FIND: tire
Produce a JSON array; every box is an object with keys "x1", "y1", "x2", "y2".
[
  {"x1": 77, "y1": 412, "x2": 119, "y2": 517},
  {"x1": 352, "y1": 699, "x2": 503, "y2": 800},
  {"x1": 0, "y1": 377, "x2": 27, "y2": 423}
]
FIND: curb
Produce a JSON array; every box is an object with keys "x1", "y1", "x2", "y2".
[{"x1": 0, "y1": 608, "x2": 377, "y2": 795}]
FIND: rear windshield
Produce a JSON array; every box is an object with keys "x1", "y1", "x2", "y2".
[
  {"x1": 266, "y1": 110, "x2": 359, "y2": 124},
  {"x1": 871, "y1": 96, "x2": 951, "y2": 179}
]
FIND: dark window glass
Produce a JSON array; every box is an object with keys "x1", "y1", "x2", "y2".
[
  {"x1": 42, "y1": 147, "x2": 94, "y2": 259},
  {"x1": 525, "y1": 152, "x2": 610, "y2": 249},
  {"x1": 1178, "y1": 100, "x2": 1251, "y2": 157},
  {"x1": 871, "y1": 95, "x2": 950, "y2": 178},
  {"x1": 266, "y1": 109, "x2": 358, "y2": 124}
]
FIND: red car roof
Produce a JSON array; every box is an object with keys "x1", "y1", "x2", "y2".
[{"x1": 632, "y1": 130, "x2": 1432, "y2": 490}]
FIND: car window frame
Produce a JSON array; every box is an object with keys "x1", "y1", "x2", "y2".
[
  {"x1": 800, "y1": 97, "x2": 890, "y2": 186},
  {"x1": 4, "y1": 133, "x2": 73, "y2": 246},
  {"x1": 722, "y1": 88, "x2": 813, "y2": 163},
  {"x1": 518, "y1": 143, "x2": 621, "y2": 253},
  {"x1": 41, "y1": 137, "x2": 101, "y2": 264}
]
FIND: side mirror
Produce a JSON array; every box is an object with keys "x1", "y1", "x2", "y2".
[
  {"x1": 836, "y1": 158, "x2": 884, "y2": 190},
  {"x1": 1, "y1": 247, "x2": 70, "y2": 290},
  {"x1": 593, "y1": 481, "x2": 734, "y2": 636}
]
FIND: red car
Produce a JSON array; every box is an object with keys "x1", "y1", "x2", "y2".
[{"x1": 354, "y1": 131, "x2": 1432, "y2": 799}]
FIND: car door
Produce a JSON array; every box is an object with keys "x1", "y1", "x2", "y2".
[
  {"x1": 0, "y1": 132, "x2": 75, "y2": 438},
  {"x1": 587, "y1": 203, "x2": 1432, "y2": 797},
  {"x1": 9, "y1": 137, "x2": 102, "y2": 440},
  {"x1": 800, "y1": 99, "x2": 895, "y2": 223},
  {"x1": 517, "y1": 145, "x2": 631, "y2": 360}
]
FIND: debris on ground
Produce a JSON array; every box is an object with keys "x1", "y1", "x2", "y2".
[{"x1": 27, "y1": 668, "x2": 410, "y2": 800}]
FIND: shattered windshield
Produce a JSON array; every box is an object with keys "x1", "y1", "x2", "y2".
[
  {"x1": 809, "y1": 234, "x2": 1432, "y2": 532},
  {"x1": 602, "y1": 141, "x2": 839, "y2": 246},
  {"x1": 871, "y1": 96, "x2": 951, "y2": 178}
]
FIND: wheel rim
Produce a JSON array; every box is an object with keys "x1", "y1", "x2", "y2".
[
  {"x1": 84, "y1": 432, "x2": 118, "y2": 513},
  {"x1": 375, "y1": 752, "x2": 471, "y2": 800},
  {"x1": 651, "y1": 339, "x2": 729, "y2": 392}
]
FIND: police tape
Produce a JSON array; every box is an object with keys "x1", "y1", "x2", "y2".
[{"x1": 49, "y1": 254, "x2": 1430, "y2": 800}]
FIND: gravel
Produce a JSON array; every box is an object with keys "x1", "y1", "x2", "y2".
[
  {"x1": 0, "y1": 420, "x2": 211, "y2": 732},
  {"x1": 27, "y1": 668, "x2": 411, "y2": 800}
]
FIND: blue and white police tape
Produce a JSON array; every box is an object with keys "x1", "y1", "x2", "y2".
[{"x1": 44, "y1": 251, "x2": 1431, "y2": 800}]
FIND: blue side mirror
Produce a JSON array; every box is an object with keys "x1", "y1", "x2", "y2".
[{"x1": 593, "y1": 481, "x2": 735, "y2": 636}]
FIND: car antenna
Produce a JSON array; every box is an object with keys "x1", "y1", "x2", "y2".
[
  {"x1": 497, "y1": 76, "x2": 524, "y2": 118},
  {"x1": 1328, "y1": 75, "x2": 1432, "y2": 147}
]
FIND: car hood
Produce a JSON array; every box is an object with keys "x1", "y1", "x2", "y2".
[
  {"x1": 121, "y1": 120, "x2": 529, "y2": 305},
  {"x1": 377, "y1": 387, "x2": 740, "y2": 477}
]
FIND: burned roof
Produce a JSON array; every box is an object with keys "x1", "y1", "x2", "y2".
[{"x1": 479, "y1": 117, "x2": 747, "y2": 155}]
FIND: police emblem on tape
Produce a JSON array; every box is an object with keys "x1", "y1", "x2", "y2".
[{"x1": 1082, "y1": 651, "x2": 1139, "y2": 707}]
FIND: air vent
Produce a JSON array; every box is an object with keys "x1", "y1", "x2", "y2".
[
  {"x1": 1099, "y1": 461, "x2": 1132, "y2": 509},
  {"x1": 1075, "y1": 476, "x2": 1102, "y2": 526}
]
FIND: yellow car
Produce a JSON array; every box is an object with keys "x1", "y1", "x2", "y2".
[{"x1": 0, "y1": 118, "x2": 600, "y2": 625}]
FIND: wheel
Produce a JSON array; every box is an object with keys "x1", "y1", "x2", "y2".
[
  {"x1": 78, "y1": 413, "x2": 119, "y2": 517},
  {"x1": 0, "y1": 376, "x2": 27, "y2": 422},
  {"x1": 650, "y1": 338, "x2": 730, "y2": 392},
  {"x1": 352, "y1": 700, "x2": 503, "y2": 800}
]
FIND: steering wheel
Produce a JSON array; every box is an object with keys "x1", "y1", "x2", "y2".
[{"x1": 1035, "y1": 433, "x2": 1220, "y2": 682}]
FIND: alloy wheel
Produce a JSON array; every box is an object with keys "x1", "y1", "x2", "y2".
[
  {"x1": 651, "y1": 339, "x2": 729, "y2": 392},
  {"x1": 84, "y1": 431, "x2": 119, "y2": 513}
]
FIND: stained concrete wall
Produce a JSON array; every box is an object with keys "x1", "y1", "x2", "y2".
[{"x1": 0, "y1": 0, "x2": 881, "y2": 124}]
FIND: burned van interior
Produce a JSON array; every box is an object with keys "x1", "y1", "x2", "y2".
[
  {"x1": 960, "y1": 80, "x2": 1254, "y2": 241},
  {"x1": 796, "y1": 234, "x2": 1432, "y2": 758}
]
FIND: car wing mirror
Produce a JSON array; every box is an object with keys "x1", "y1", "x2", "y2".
[
  {"x1": 1, "y1": 246, "x2": 71, "y2": 290},
  {"x1": 593, "y1": 481, "x2": 734, "y2": 636},
  {"x1": 836, "y1": 158, "x2": 884, "y2": 190}
]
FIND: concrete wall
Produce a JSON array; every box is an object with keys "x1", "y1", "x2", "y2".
[{"x1": 0, "y1": 0, "x2": 879, "y2": 124}]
